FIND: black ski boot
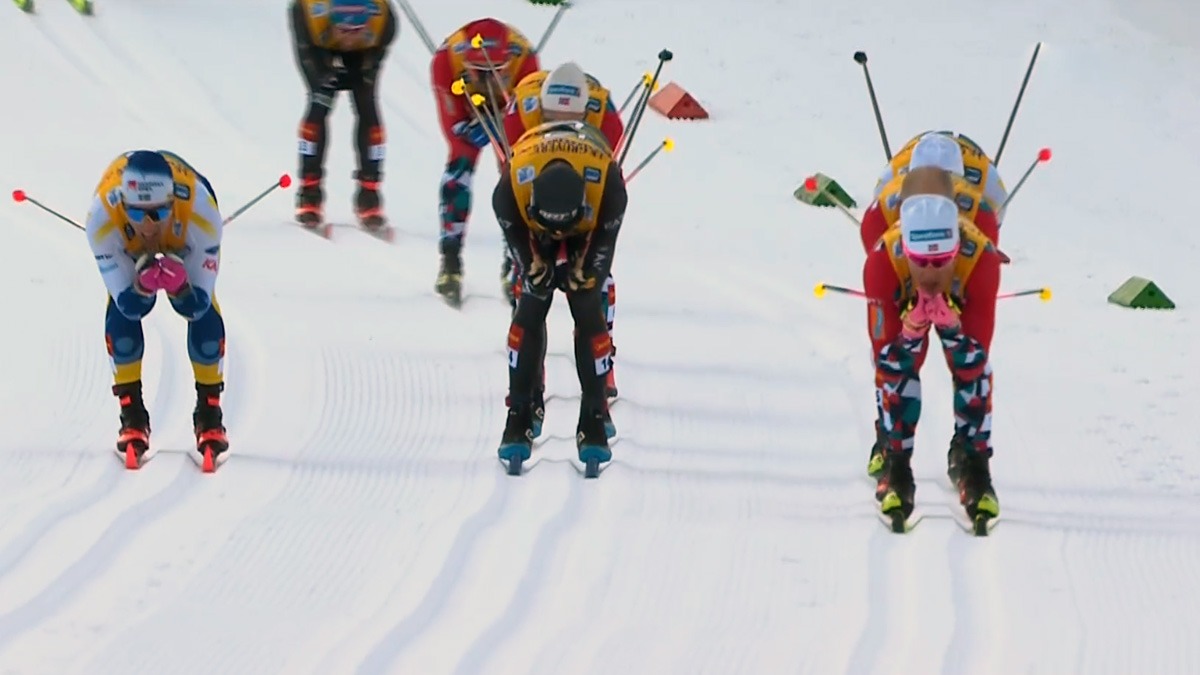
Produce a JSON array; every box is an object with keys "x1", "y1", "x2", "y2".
[
  {"x1": 193, "y1": 383, "x2": 229, "y2": 471},
  {"x1": 957, "y1": 449, "x2": 1000, "y2": 533},
  {"x1": 946, "y1": 434, "x2": 969, "y2": 484},
  {"x1": 354, "y1": 171, "x2": 390, "y2": 237},
  {"x1": 295, "y1": 173, "x2": 323, "y2": 228},
  {"x1": 498, "y1": 403, "x2": 534, "y2": 475},
  {"x1": 577, "y1": 404, "x2": 611, "y2": 478},
  {"x1": 436, "y1": 242, "x2": 464, "y2": 308},
  {"x1": 876, "y1": 452, "x2": 916, "y2": 532},
  {"x1": 114, "y1": 381, "x2": 151, "y2": 468},
  {"x1": 867, "y1": 420, "x2": 886, "y2": 478}
]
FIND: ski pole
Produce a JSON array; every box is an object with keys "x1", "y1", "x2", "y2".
[
  {"x1": 468, "y1": 33, "x2": 517, "y2": 155},
  {"x1": 11, "y1": 190, "x2": 84, "y2": 231},
  {"x1": 614, "y1": 75, "x2": 654, "y2": 158},
  {"x1": 625, "y1": 138, "x2": 674, "y2": 183},
  {"x1": 852, "y1": 51, "x2": 892, "y2": 161},
  {"x1": 451, "y1": 79, "x2": 510, "y2": 163},
  {"x1": 999, "y1": 147, "x2": 1051, "y2": 211},
  {"x1": 394, "y1": 0, "x2": 438, "y2": 55},
  {"x1": 533, "y1": 1, "x2": 572, "y2": 54},
  {"x1": 224, "y1": 174, "x2": 292, "y2": 226},
  {"x1": 617, "y1": 49, "x2": 673, "y2": 167},
  {"x1": 619, "y1": 72, "x2": 657, "y2": 115},
  {"x1": 994, "y1": 42, "x2": 1042, "y2": 165},
  {"x1": 815, "y1": 282, "x2": 1052, "y2": 302}
]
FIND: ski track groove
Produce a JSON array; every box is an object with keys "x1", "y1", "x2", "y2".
[
  {"x1": 0, "y1": 319, "x2": 187, "y2": 652},
  {"x1": 451, "y1": 464, "x2": 584, "y2": 675}
]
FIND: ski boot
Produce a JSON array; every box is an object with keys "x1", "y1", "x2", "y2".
[
  {"x1": 605, "y1": 343, "x2": 619, "y2": 399},
  {"x1": 436, "y1": 243, "x2": 464, "y2": 308},
  {"x1": 867, "y1": 421, "x2": 886, "y2": 478},
  {"x1": 114, "y1": 381, "x2": 151, "y2": 469},
  {"x1": 354, "y1": 172, "x2": 393, "y2": 241},
  {"x1": 875, "y1": 452, "x2": 916, "y2": 532},
  {"x1": 295, "y1": 174, "x2": 325, "y2": 231},
  {"x1": 956, "y1": 449, "x2": 1000, "y2": 534},
  {"x1": 498, "y1": 403, "x2": 534, "y2": 475},
  {"x1": 193, "y1": 383, "x2": 229, "y2": 472},
  {"x1": 577, "y1": 404, "x2": 612, "y2": 478},
  {"x1": 530, "y1": 389, "x2": 546, "y2": 440}
]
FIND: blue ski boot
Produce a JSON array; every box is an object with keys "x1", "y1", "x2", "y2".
[
  {"x1": 498, "y1": 404, "x2": 534, "y2": 475},
  {"x1": 577, "y1": 406, "x2": 611, "y2": 478}
]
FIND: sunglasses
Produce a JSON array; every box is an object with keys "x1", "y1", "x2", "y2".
[
  {"x1": 126, "y1": 204, "x2": 172, "y2": 225},
  {"x1": 904, "y1": 245, "x2": 958, "y2": 268}
]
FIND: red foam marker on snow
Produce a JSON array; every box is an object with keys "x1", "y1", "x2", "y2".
[
  {"x1": 1038, "y1": 147, "x2": 1052, "y2": 162},
  {"x1": 279, "y1": 174, "x2": 292, "y2": 188},
  {"x1": 804, "y1": 176, "x2": 818, "y2": 191},
  {"x1": 12, "y1": 189, "x2": 26, "y2": 203}
]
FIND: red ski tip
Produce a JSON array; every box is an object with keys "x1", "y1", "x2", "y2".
[
  {"x1": 125, "y1": 447, "x2": 140, "y2": 470},
  {"x1": 804, "y1": 176, "x2": 818, "y2": 191},
  {"x1": 202, "y1": 447, "x2": 215, "y2": 473},
  {"x1": 12, "y1": 189, "x2": 26, "y2": 203},
  {"x1": 1037, "y1": 147, "x2": 1052, "y2": 162},
  {"x1": 279, "y1": 174, "x2": 292, "y2": 188}
]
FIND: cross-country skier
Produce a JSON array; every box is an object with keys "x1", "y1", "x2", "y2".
[
  {"x1": 501, "y1": 61, "x2": 625, "y2": 398},
  {"x1": 430, "y1": 17, "x2": 540, "y2": 307},
  {"x1": 860, "y1": 132, "x2": 1006, "y2": 253},
  {"x1": 863, "y1": 193, "x2": 1001, "y2": 529},
  {"x1": 85, "y1": 150, "x2": 229, "y2": 471},
  {"x1": 492, "y1": 121, "x2": 627, "y2": 472},
  {"x1": 290, "y1": 0, "x2": 397, "y2": 235}
]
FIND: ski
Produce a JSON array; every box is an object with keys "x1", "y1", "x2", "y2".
[
  {"x1": 114, "y1": 442, "x2": 157, "y2": 470},
  {"x1": 14, "y1": 0, "x2": 33, "y2": 13},
  {"x1": 188, "y1": 443, "x2": 229, "y2": 473},
  {"x1": 357, "y1": 216, "x2": 395, "y2": 243},
  {"x1": 64, "y1": 0, "x2": 91, "y2": 14},
  {"x1": 941, "y1": 477, "x2": 999, "y2": 536},
  {"x1": 295, "y1": 219, "x2": 333, "y2": 239},
  {"x1": 877, "y1": 507, "x2": 924, "y2": 533}
]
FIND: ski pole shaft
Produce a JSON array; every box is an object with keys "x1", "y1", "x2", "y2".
[
  {"x1": 617, "y1": 49, "x2": 673, "y2": 167},
  {"x1": 852, "y1": 51, "x2": 892, "y2": 161},
  {"x1": 224, "y1": 174, "x2": 293, "y2": 226},
  {"x1": 394, "y1": 0, "x2": 438, "y2": 55},
  {"x1": 996, "y1": 287, "x2": 1052, "y2": 301},
  {"x1": 994, "y1": 41, "x2": 1042, "y2": 166},
  {"x1": 614, "y1": 76, "x2": 652, "y2": 158},
  {"x1": 11, "y1": 190, "x2": 83, "y2": 230},
  {"x1": 999, "y1": 147, "x2": 1051, "y2": 211},
  {"x1": 534, "y1": 1, "x2": 572, "y2": 54},
  {"x1": 619, "y1": 73, "x2": 654, "y2": 115},
  {"x1": 625, "y1": 138, "x2": 674, "y2": 183},
  {"x1": 452, "y1": 79, "x2": 510, "y2": 162}
]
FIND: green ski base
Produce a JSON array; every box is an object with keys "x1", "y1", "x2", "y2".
[{"x1": 1108, "y1": 276, "x2": 1175, "y2": 309}]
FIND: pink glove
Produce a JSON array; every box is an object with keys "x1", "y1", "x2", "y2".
[
  {"x1": 136, "y1": 254, "x2": 189, "y2": 295},
  {"x1": 901, "y1": 298, "x2": 930, "y2": 340},
  {"x1": 920, "y1": 291, "x2": 961, "y2": 331}
]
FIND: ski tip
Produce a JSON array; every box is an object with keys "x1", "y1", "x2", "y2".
[
  {"x1": 202, "y1": 447, "x2": 216, "y2": 473},
  {"x1": 124, "y1": 446, "x2": 140, "y2": 470},
  {"x1": 583, "y1": 459, "x2": 602, "y2": 479}
]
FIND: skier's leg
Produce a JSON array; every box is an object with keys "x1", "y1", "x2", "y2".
[
  {"x1": 184, "y1": 296, "x2": 228, "y2": 456},
  {"x1": 295, "y1": 61, "x2": 336, "y2": 223},
  {"x1": 348, "y1": 56, "x2": 387, "y2": 225}
]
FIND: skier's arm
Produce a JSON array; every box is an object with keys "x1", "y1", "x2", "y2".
[
  {"x1": 859, "y1": 201, "x2": 890, "y2": 253},
  {"x1": 493, "y1": 171, "x2": 535, "y2": 271},
  {"x1": 599, "y1": 100, "x2": 625, "y2": 151},
  {"x1": 431, "y1": 48, "x2": 473, "y2": 144},
  {"x1": 862, "y1": 249, "x2": 904, "y2": 357},
  {"x1": 361, "y1": 4, "x2": 398, "y2": 71},
  {"x1": 85, "y1": 195, "x2": 154, "y2": 320},
  {"x1": 581, "y1": 162, "x2": 628, "y2": 281},
  {"x1": 951, "y1": 251, "x2": 1001, "y2": 356},
  {"x1": 171, "y1": 182, "x2": 224, "y2": 320}
]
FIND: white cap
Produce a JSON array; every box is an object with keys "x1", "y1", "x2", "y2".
[
  {"x1": 909, "y1": 133, "x2": 964, "y2": 176},
  {"x1": 900, "y1": 194, "x2": 961, "y2": 256},
  {"x1": 540, "y1": 62, "x2": 588, "y2": 115}
]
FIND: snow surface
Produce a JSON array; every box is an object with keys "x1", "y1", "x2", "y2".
[{"x1": 1, "y1": 0, "x2": 1199, "y2": 673}]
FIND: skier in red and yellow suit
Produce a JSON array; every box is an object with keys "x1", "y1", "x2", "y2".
[
  {"x1": 429, "y1": 17, "x2": 540, "y2": 304},
  {"x1": 859, "y1": 132, "x2": 1004, "y2": 253}
]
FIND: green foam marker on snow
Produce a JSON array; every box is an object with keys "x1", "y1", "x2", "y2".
[{"x1": 1108, "y1": 277, "x2": 1175, "y2": 309}]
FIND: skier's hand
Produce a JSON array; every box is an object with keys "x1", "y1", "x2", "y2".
[
  {"x1": 922, "y1": 292, "x2": 961, "y2": 332},
  {"x1": 524, "y1": 256, "x2": 555, "y2": 296},
  {"x1": 900, "y1": 296, "x2": 930, "y2": 341}
]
